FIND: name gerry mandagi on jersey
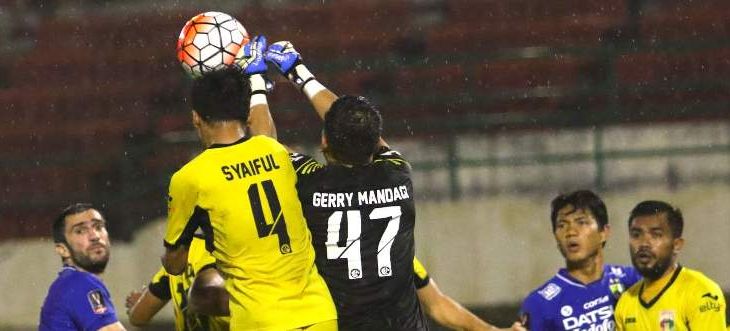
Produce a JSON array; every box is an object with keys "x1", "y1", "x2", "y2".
[
  {"x1": 311, "y1": 185, "x2": 410, "y2": 208},
  {"x1": 559, "y1": 295, "x2": 614, "y2": 331}
]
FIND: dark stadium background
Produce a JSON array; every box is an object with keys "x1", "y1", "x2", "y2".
[{"x1": 0, "y1": 0, "x2": 728, "y2": 329}]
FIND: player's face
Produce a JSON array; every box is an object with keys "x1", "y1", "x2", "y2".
[
  {"x1": 554, "y1": 205, "x2": 608, "y2": 267},
  {"x1": 60, "y1": 209, "x2": 111, "y2": 274},
  {"x1": 628, "y1": 213, "x2": 683, "y2": 280}
]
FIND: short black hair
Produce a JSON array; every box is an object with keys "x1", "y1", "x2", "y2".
[
  {"x1": 191, "y1": 67, "x2": 250, "y2": 123},
  {"x1": 324, "y1": 95, "x2": 382, "y2": 165},
  {"x1": 53, "y1": 203, "x2": 96, "y2": 244},
  {"x1": 629, "y1": 200, "x2": 684, "y2": 238},
  {"x1": 550, "y1": 190, "x2": 608, "y2": 232}
]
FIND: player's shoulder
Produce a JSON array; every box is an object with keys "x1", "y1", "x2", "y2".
[
  {"x1": 373, "y1": 146, "x2": 409, "y2": 167},
  {"x1": 249, "y1": 134, "x2": 288, "y2": 151},
  {"x1": 604, "y1": 264, "x2": 634, "y2": 277},
  {"x1": 50, "y1": 267, "x2": 105, "y2": 298},
  {"x1": 678, "y1": 266, "x2": 723, "y2": 292},
  {"x1": 290, "y1": 152, "x2": 325, "y2": 175},
  {"x1": 605, "y1": 264, "x2": 641, "y2": 283},
  {"x1": 172, "y1": 150, "x2": 208, "y2": 178},
  {"x1": 56, "y1": 266, "x2": 97, "y2": 285},
  {"x1": 525, "y1": 274, "x2": 566, "y2": 305},
  {"x1": 620, "y1": 276, "x2": 643, "y2": 299}
]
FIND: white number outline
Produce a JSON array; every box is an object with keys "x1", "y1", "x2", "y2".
[{"x1": 325, "y1": 206, "x2": 402, "y2": 279}]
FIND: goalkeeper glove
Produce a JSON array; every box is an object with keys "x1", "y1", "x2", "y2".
[
  {"x1": 237, "y1": 35, "x2": 271, "y2": 95},
  {"x1": 265, "y1": 41, "x2": 316, "y2": 91}
]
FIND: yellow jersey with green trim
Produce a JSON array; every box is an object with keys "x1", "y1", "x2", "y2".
[
  {"x1": 148, "y1": 237, "x2": 229, "y2": 331},
  {"x1": 615, "y1": 266, "x2": 726, "y2": 331},
  {"x1": 164, "y1": 135, "x2": 336, "y2": 330}
]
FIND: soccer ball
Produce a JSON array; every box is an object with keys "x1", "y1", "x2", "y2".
[{"x1": 176, "y1": 11, "x2": 250, "y2": 77}]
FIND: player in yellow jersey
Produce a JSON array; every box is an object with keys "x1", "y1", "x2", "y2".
[
  {"x1": 184, "y1": 256, "x2": 524, "y2": 331},
  {"x1": 126, "y1": 235, "x2": 229, "y2": 331},
  {"x1": 160, "y1": 36, "x2": 337, "y2": 331},
  {"x1": 615, "y1": 200, "x2": 726, "y2": 331}
]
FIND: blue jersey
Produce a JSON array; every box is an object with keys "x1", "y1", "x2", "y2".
[
  {"x1": 39, "y1": 266, "x2": 119, "y2": 331},
  {"x1": 521, "y1": 265, "x2": 640, "y2": 331}
]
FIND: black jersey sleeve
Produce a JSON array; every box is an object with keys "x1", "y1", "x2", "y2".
[
  {"x1": 290, "y1": 152, "x2": 325, "y2": 176},
  {"x1": 148, "y1": 272, "x2": 172, "y2": 301},
  {"x1": 373, "y1": 146, "x2": 410, "y2": 169}
]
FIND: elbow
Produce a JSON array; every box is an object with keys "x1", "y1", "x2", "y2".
[
  {"x1": 127, "y1": 310, "x2": 151, "y2": 328},
  {"x1": 161, "y1": 254, "x2": 185, "y2": 276},
  {"x1": 163, "y1": 261, "x2": 185, "y2": 276},
  {"x1": 128, "y1": 316, "x2": 149, "y2": 328}
]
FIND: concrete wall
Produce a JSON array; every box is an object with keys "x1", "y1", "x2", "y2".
[
  {"x1": 414, "y1": 183, "x2": 730, "y2": 305},
  {"x1": 1, "y1": 183, "x2": 728, "y2": 328},
  {"x1": 2, "y1": 121, "x2": 728, "y2": 327}
]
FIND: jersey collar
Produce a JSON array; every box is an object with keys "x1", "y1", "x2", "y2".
[
  {"x1": 208, "y1": 136, "x2": 250, "y2": 149},
  {"x1": 556, "y1": 265, "x2": 610, "y2": 288},
  {"x1": 638, "y1": 265, "x2": 683, "y2": 308}
]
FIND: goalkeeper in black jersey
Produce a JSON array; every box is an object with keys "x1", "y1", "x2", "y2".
[
  {"x1": 264, "y1": 41, "x2": 525, "y2": 331},
  {"x1": 264, "y1": 41, "x2": 426, "y2": 331}
]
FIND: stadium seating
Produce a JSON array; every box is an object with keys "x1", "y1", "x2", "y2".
[{"x1": 1, "y1": 0, "x2": 729, "y2": 240}]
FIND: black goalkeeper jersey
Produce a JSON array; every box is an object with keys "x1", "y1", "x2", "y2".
[{"x1": 291, "y1": 147, "x2": 427, "y2": 331}]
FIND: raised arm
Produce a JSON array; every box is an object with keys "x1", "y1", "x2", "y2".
[
  {"x1": 238, "y1": 35, "x2": 277, "y2": 139},
  {"x1": 264, "y1": 41, "x2": 336, "y2": 120},
  {"x1": 265, "y1": 41, "x2": 387, "y2": 148}
]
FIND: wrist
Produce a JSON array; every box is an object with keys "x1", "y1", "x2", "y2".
[
  {"x1": 248, "y1": 74, "x2": 268, "y2": 95},
  {"x1": 302, "y1": 80, "x2": 326, "y2": 99},
  {"x1": 287, "y1": 64, "x2": 315, "y2": 90},
  {"x1": 250, "y1": 94, "x2": 267, "y2": 108}
]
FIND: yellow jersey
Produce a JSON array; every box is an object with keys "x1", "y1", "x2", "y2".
[
  {"x1": 164, "y1": 136, "x2": 336, "y2": 330},
  {"x1": 148, "y1": 237, "x2": 229, "y2": 331},
  {"x1": 615, "y1": 266, "x2": 726, "y2": 331}
]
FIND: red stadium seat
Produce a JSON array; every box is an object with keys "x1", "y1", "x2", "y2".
[
  {"x1": 615, "y1": 48, "x2": 730, "y2": 85},
  {"x1": 394, "y1": 64, "x2": 466, "y2": 94},
  {"x1": 475, "y1": 57, "x2": 592, "y2": 89},
  {"x1": 445, "y1": 0, "x2": 627, "y2": 22},
  {"x1": 639, "y1": 0, "x2": 730, "y2": 43},
  {"x1": 427, "y1": 15, "x2": 624, "y2": 54}
]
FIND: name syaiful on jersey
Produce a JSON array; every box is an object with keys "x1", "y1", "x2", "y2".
[
  {"x1": 312, "y1": 185, "x2": 410, "y2": 208},
  {"x1": 221, "y1": 154, "x2": 280, "y2": 180}
]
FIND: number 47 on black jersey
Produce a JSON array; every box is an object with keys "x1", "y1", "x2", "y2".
[{"x1": 291, "y1": 147, "x2": 428, "y2": 331}]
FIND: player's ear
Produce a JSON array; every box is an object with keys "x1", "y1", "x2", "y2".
[
  {"x1": 672, "y1": 237, "x2": 684, "y2": 255},
  {"x1": 321, "y1": 132, "x2": 328, "y2": 148},
  {"x1": 600, "y1": 223, "x2": 611, "y2": 243},
  {"x1": 54, "y1": 242, "x2": 70, "y2": 259},
  {"x1": 191, "y1": 110, "x2": 202, "y2": 127}
]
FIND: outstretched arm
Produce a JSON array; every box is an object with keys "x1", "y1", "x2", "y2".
[
  {"x1": 414, "y1": 257, "x2": 525, "y2": 331},
  {"x1": 418, "y1": 279, "x2": 502, "y2": 331},
  {"x1": 265, "y1": 41, "x2": 335, "y2": 120},
  {"x1": 238, "y1": 35, "x2": 276, "y2": 139},
  {"x1": 125, "y1": 286, "x2": 168, "y2": 327},
  {"x1": 265, "y1": 41, "x2": 387, "y2": 148}
]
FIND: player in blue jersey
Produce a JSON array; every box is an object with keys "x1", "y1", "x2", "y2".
[
  {"x1": 520, "y1": 190, "x2": 640, "y2": 331},
  {"x1": 39, "y1": 203, "x2": 126, "y2": 331}
]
